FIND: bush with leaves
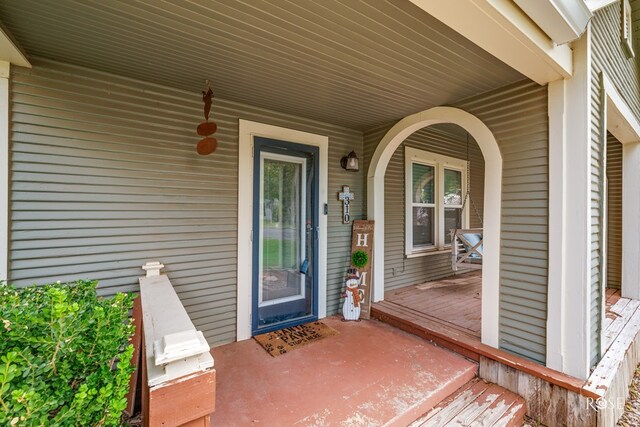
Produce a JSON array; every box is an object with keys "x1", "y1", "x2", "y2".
[{"x1": 0, "y1": 280, "x2": 135, "y2": 426}]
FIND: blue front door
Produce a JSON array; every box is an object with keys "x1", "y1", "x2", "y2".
[{"x1": 252, "y1": 137, "x2": 319, "y2": 335}]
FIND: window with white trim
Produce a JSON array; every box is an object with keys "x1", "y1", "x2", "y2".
[{"x1": 405, "y1": 147, "x2": 468, "y2": 255}]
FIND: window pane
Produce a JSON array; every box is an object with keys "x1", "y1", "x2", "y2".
[
  {"x1": 413, "y1": 207, "x2": 434, "y2": 247},
  {"x1": 444, "y1": 208, "x2": 462, "y2": 244},
  {"x1": 412, "y1": 163, "x2": 435, "y2": 204},
  {"x1": 444, "y1": 169, "x2": 462, "y2": 205}
]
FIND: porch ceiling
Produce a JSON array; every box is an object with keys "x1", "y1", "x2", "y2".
[{"x1": 0, "y1": 0, "x2": 524, "y2": 130}]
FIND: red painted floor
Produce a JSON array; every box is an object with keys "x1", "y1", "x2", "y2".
[{"x1": 211, "y1": 316, "x2": 477, "y2": 426}]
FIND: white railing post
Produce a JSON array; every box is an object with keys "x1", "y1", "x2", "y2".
[{"x1": 139, "y1": 262, "x2": 216, "y2": 427}]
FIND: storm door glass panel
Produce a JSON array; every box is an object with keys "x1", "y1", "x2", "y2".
[
  {"x1": 255, "y1": 147, "x2": 315, "y2": 333},
  {"x1": 412, "y1": 163, "x2": 435, "y2": 248},
  {"x1": 444, "y1": 169, "x2": 463, "y2": 244}
]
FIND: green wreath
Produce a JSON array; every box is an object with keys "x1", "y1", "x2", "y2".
[{"x1": 351, "y1": 250, "x2": 369, "y2": 269}]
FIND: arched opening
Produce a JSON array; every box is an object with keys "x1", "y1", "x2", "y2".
[{"x1": 367, "y1": 106, "x2": 502, "y2": 347}]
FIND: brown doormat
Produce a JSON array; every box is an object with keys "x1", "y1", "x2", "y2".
[{"x1": 254, "y1": 321, "x2": 339, "y2": 357}]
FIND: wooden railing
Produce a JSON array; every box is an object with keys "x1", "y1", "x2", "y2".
[{"x1": 131, "y1": 262, "x2": 216, "y2": 427}]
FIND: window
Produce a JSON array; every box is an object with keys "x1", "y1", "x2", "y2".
[
  {"x1": 405, "y1": 147, "x2": 467, "y2": 255},
  {"x1": 622, "y1": 0, "x2": 634, "y2": 58}
]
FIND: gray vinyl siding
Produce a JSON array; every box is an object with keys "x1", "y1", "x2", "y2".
[
  {"x1": 589, "y1": 2, "x2": 640, "y2": 366},
  {"x1": 8, "y1": 58, "x2": 364, "y2": 346},
  {"x1": 363, "y1": 79, "x2": 548, "y2": 363},
  {"x1": 606, "y1": 133, "x2": 623, "y2": 290},
  {"x1": 371, "y1": 125, "x2": 485, "y2": 292}
]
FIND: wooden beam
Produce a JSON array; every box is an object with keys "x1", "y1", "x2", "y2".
[
  {"x1": 0, "y1": 20, "x2": 30, "y2": 67},
  {"x1": 409, "y1": 0, "x2": 573, "y2": 84}
]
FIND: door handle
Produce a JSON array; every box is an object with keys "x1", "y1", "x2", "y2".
[{"x1": 300, "y1": 259, "x2": 309, "y2": 274}]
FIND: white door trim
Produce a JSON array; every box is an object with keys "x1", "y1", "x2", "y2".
[
  {"x1": 237, "y1": 119, "x2": 328, "y2": 341},
  {"x1": 366, "y1": 106, "x2": 502, "y2": 348}
]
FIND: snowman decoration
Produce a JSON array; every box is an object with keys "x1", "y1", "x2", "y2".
[{"x1": 342, "y1": 268, "x2": 364, "y2": 321}]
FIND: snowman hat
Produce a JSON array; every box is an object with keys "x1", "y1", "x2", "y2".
[{"x1": 346, "y1": 271, "x2": 359, "y2": 281}]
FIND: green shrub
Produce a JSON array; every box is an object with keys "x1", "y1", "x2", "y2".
[{"x1": 0, "y1": 280, "x2": 135, "y2": 426}]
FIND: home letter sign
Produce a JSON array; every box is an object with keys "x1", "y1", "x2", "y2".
[
  {"x1": 350, "y1": 220, "x2": 374, "y2": 319},
  {"x1": 338, "y1": 185, "x2": 354, "y2": 224}
]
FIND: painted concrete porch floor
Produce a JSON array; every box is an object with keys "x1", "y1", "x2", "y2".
[{"x1": 211, "y1": 316, "x2": 477, "y2": 426}]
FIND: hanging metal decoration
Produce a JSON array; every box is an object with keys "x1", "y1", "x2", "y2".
[{"x1": 196, "y1": 80, "x2": 218, "y2": 155}]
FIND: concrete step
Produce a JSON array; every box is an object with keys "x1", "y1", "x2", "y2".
[{"x1": 410, "y1": 377, "x2": 526, "y2": 427}]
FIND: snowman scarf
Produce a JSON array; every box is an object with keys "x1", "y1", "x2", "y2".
[{"x1": 347, "y1": 287, "x2": 361, "y2": 308}]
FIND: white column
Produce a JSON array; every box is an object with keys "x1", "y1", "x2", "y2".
[
  {"x1": 546, "y1": 79, "x2": 566, "y2": 371},
  {"x1": 367, "y1": 175, "x2": 385, "y2": 302},
  {"x1": 622, "y1": 142, "x2": 640, "y2": 299},
  {"x1": 547, "y1": 32, "x2": 592, "y2": 380},
  {"x1": 0, "y1": 61, "x2": 9, "y2": 282}
]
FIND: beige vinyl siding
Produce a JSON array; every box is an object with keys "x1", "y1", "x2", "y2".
[
  {"x1": 606, "y1": 133, "x2": 623, "y2": 290},
  {"x1": 376, "y1": 125, "x2": 484, "y2": 291},
  {"x1": 589, "y1": 2, "x2": 640, "y2": 366},
  {"x1": 363, "y1": 79, "x2": 548, "y2": 363},
  {"x1": 8, "y1": 58, "x2": 364, "y2": 346}
]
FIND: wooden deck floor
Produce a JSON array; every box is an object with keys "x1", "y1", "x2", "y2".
[
  {"x1": 384, "y1": 271, "x2": 482, "y2": 338},
  {"x1": 372, "y1": 273, "x2": 592, "y2": 398},
  {"x1": 584, "y1": 288, "x2": 640, "y2": 424},
  {"x1": 604, "y1": 287, "x2": 635, "y2": 353},
  {"x1": 410, "y1": 378, "x2": 526, "y2": 427}
]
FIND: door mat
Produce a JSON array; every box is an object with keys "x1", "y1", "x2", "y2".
[{"x1": 254, "y1": 321, "x2": 339, "y2": 357}]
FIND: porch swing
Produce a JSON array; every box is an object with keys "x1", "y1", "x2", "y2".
[{"x1": 451, "y1": 133, "x2": 484, "y2": 271}]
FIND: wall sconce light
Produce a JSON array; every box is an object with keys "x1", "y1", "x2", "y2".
[{"x1": 340, "y1": 151, "x2": 359, "y2": 172}]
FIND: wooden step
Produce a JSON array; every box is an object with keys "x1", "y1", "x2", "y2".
[
  {"x1": 410, "y1": 378, "x2": 526, "y2": 427},
  {"x1": 411, "y1": 378, "x2": 526, "y2": 427}
]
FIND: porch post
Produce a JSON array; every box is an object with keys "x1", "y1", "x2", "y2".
[
  {"x1": 621, "y1": 136, "x2": 640, "y2": 299},
  {"x1": 0, "y1": 61, "x2": 8, "y2": 281},
  {"x1": 547, "y1": 31, "x2": 592, "y2": 380},
  {"x1": 546, "y1": 78, "x2": 566, "y2": 372},
  {"x1": 367, "y1": 175, "x2": 385, "y2": 302}
]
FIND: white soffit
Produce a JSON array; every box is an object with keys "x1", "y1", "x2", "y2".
[
  {"x1": 0, "y1": 20, "x2": 30, "y2": 67},
  {"x1": 514, "y1": 0, "x2": 592, "y2": 44},
  {"x1": 410, "y1": 0, "x2": 574, "y2": 84}
]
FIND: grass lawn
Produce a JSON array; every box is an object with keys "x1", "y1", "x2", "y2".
[{"x1": 263, "y1": 238, "x2": 297, "y2": 269}]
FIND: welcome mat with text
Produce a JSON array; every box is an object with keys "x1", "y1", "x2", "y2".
[{"x1": 254, "y1": 321, "x2": 339, "y2": 357}]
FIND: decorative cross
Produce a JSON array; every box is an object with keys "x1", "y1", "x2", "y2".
[{"x1": 338, "y1": 185, "x2": 355, "y2": 224}]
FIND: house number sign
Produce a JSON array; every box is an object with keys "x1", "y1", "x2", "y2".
[{"x1": 338, "y1": 185, "x2": 354, "y2": 224}]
